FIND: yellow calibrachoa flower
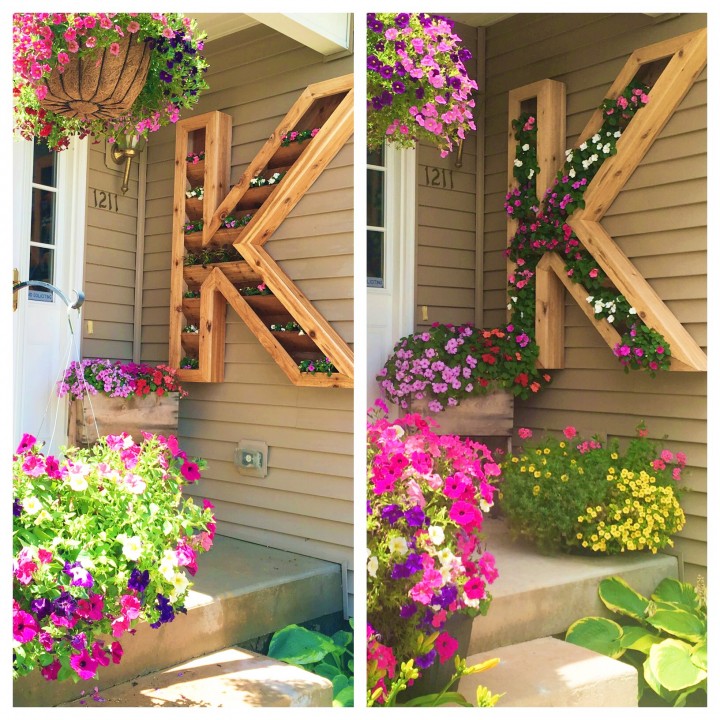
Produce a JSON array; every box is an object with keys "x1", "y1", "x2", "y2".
[
  {"x1": 543, "y1": 448, "x2": 550, "y2": 455},
  {"x1": 532, "y1": 485, "x2": 540, "y2": 496}
]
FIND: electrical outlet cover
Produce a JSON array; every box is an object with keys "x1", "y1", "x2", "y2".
[{"x1": 235, "y1": 440, "x2": 268, "y2": 477}]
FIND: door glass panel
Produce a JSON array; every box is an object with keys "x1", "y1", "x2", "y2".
[
  {"x1": 367, "y1": 229, "x2": 384, "y2": 288},
  {"x1": 367, "y1": 146, "x2": 386, "y2": 288},
  {"x1": 29, "y1": 140, "x2": 58, "y2": 300}
]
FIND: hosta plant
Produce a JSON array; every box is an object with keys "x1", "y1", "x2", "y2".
[
  {"x1": 566, "y1": 575, "x2": 707, "y2": 706},
  {"x1": 13, "y1": 432, "x2": 215, "y2": 683}
]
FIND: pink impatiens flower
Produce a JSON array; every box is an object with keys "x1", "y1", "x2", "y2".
[
  {"x1": 518, "y1": 427, "x2": 532, "y2": 440},
  {"x1": 563, "y1": 426, "x2": 578, "y2": 440}
]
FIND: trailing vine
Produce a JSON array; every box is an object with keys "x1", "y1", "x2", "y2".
[{"x1": 505, "y1": 80, "x2": 671, "y2": 374}]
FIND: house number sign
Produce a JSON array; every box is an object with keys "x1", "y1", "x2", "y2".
[
  {"x1": 422, "y1": 165, "x2": 455, "y2": 190},
  {"x1": 89, "y1": 188, "x2": 120, "y2": 213}
]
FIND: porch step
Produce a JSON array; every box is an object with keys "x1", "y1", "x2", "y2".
[
  {"x1": 58, "y1": 646, "x2": 333, "y2": 708},
  {"x1": 14, "y1": 536, "x2": 343, "y2": 707},
  {"x1": 457, "y1": 637, "x2": 637, "y2": 707},
  {"x1": 471, "y1": 518, "x2": 678, "y2": 653}
]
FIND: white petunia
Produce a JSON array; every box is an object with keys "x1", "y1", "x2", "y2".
[
  {"x1": 388, "y1": 536, "x2": 408, "y2": 555},
  {"x1": 121, "y1": 535, "x2": 143, "y2": 562},
  {"x1": 367, "y1": 555, "x2": 378, "y2": 578},
  {"x1": 427, "y1": 525, "x2": 445, "y2": 546},
  {"x1": 23, "y1": 496, "x2": 42, "y2": 515},
  {"x1": 438, "y1": 548, "x2": 455, "y2": 566}
]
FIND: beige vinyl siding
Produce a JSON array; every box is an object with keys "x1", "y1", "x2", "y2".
[
  {"x1": 141, "y1": 25, "x2": 354, "y2": 613},
  {"x1": 482, "y1": 13, "x2": 707, "y2": 580},
  {"x1": 415, "y1": 22, "x2": 479, "y2": 329},
  {"x1": 82, "y1": 144, "x2": 141, "y2": 360}
]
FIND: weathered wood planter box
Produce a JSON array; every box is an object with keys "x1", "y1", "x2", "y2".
[
  {"x1": 67, "y1": 393, "x2": 180, "y2": 447},
  {"x1": 410, "y1": 391, "x2": 514, "y2": 438}
]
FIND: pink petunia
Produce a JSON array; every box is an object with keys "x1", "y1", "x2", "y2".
[
  {"x1": 518, "y1": 428, "x2": 532, "y2": 440},
  {"x1": 70, "y1": 649, "x2": 99, "y2": 680},
  {"x1": 181, "y1": 460, "x2": 201, "y2": 482},
  {"x1": 111, "y1": 641, "x2": 124, "y2": 664},
  {"x1": 120, "y1": 594, "x2": 141, "y2": 620},
  {"x1": 463, "y1": 577, "x2": 486, "y2": 600},
  {"x1": 40, "y1": 659, "x2": 61, "y2": 681},
  {"x1": 13, "y1": 609, "x2": 39, "y2": 643},
  {"x1": 434, "y1": 632, "x2": 459, "y2": 664}
]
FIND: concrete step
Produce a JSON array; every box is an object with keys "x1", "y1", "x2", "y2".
[
  {"x1": 471, "y1": 518, "x2": 678, "y2": 654},
  {"x1": 458, "y1": 637, "x2": 637, "y2": 707},
  {"x1": 14, "y1": 536, "x2": 343, "y2": 707},
  {"x1": 58, "y1": 646, "x2": 333, "y2": 708}
]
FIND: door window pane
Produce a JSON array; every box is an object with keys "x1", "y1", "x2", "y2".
[
  {"x1": 29, "y1": 140, "x2": 58, "y2": 299},
  {"x1": 367, "y1": 230, "x2": 384, "y2": 287}
]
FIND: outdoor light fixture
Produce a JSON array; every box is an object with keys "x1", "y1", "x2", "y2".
[{"x1": 111, "y1": 133, "x2": 146, "y2": 195}]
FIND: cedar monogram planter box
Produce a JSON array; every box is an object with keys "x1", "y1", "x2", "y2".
[
  {"x1": 67, "y1": 393, "x2": 180, "y2": 447},
  {"x1": 410, "y1": 391, "x2": 514, "y2": 438}
]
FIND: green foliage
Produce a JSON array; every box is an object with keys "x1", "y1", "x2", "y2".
[
  {"x1": 499, "y1": 425, "x2": 686, "y2": 554},
  {"x1": 268, "y1": 619, "x2": 354, "y2": 707},
  {"x1": 566, "y1": 575, "x2": 707, "y2": 706}
]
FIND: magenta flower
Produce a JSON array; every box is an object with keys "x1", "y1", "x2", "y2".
[
  {"x1": 181, "y1": 460, "x2": 201, "y2": 482},
  {"x1": 70, "y1": 649, "x2": 99, "y2": 680},
  {"x1": 434, "y1": 632, "x2": 459, "y2": 664},
  {"x1": 40, "y1": 659, "x2": 61, "y2": 681},
  {"x1": 13, "y1": 609, "x2": 39, "y2": 643}
]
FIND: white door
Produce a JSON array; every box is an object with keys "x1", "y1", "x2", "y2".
[
  {"x1": 366, "y1": 144, "x2": 416, "y2": 411},
  {"x1": 13, "y1": 138, "x2": 87, "y2": 456}
]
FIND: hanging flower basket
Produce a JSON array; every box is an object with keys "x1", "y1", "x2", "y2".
[
  {"x1": 40, "y1": 32, "x2": 152, "y2": 122},
  {"x1": 13, "y1": 13, "x2": 208, "y2": 151}
]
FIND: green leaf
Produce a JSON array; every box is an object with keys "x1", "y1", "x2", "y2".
[
  {"x1": 691, "y1": 640, "x2": 707, "y2": 671},
  {"x1": 646, "y1": 608, "x2": 705, "y2": 643},
  {"x1": 401, "y1": 691, "x2": 472, "y2": 707},
  {"x1": 332, "y1": 684, "x2": 354, "y2": 708},
  {"x1": 598, "y1": 576, "x2": 649, "y2": 622},
  {"x1": 331, "y1": 629, "x2": 353, "y2": 648},
  {"x1": 313, "y1": 662, "x2": 342, "y2": 681},
  {"x1": 565, "y1": 616, "x2": 625, "y2": 658},
  {"x1": 619, "y1": 625, "x2": 662, "y2": 654},
  {"x1": 651, "y1": 578, "x2": 700, "y2": 612},
  {"x1": 332, "y1": 674, "x2": 348, "y2": 693},
  {"x1": 267, "y1": 625, "x2": 340, "y2": 665},
  {"x1": 647, "y1": 639, "x2": 707, "y2": 692}
]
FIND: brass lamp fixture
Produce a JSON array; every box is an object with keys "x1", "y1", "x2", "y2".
[{"x1": 111, "y1": 133, "x2": 146, "y2": 194}]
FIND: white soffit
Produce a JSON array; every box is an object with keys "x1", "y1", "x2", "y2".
[
  {"x1": 246, "y1": 13, "x2": 352, "y2": 55},
  {"x1": 193, "y1": 14, "x2": 259, "y2": 43}
]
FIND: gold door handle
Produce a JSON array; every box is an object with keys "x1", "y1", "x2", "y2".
[{"x1": 13, "y1": 268, "x2": 19, "y2": 312}]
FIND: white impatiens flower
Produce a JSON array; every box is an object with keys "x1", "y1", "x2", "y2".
[
  {"x1": 586, "y1": 296, "x2": 594, "y2": 303},
  {"x1": 521, "y1": 143, "x2": 530, "y2": 151},
  {"x1": 614, "y1": 131, "x2": 621, "y2": 138},
  {"x1": 596, "y1": 143, "x2": 603, "y2": 151},
  {"x1": 568, "y1": 168, "x2": 576, "y2": 178},
  {"x1": 388, "y1": 536, "x2": 408, "y2": 555},
  {"x1": 23, "y1": 496, "x2": 42, "y2": 515},
  {"x1": 629, "y1": 307, "x2": 637, "y2": 315},
  {"x1": 592, "y1": 133, "x2": 601, "y2": 143},
  {"x1": 607, "y1": 315, "x2": 615, "y2": 323},
  {"x1": 121, "y1": 535, "x2": 143, "y2": 562},
  {"x1": 514, "y1": 159, "x2": 523, "y2": 167},
  {"x1": 528, "y1": 169, "x2": 535, "y2": 179},
  {"x1": 579, "y1": 142, "x2": 588, "y2": 151},
  {"x1": 427, "y1": 525, "x2": 445, "y2": 546},
  {"x1": 603, "y1": 143, "x2": 611, "y2": 154}
]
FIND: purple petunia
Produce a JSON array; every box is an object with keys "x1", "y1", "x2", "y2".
[
  {"x1": 128, "y1": 568, "x2": 150, "y2": 593},
  {"x1": 64, "y1": 561, "x2": 94, "y2": 588},
  {"x1": 150, "y1": 594, "x2": 175, "y2": 628},
  {"x1": 399, "y1": 602, "x2": 417, "y2": 619},
  {"x1": 392, "y1": 80, "x2": 406, "y2": 94},
  {"x1": 415, "y1": 648, "x2": 437, "y2": 669},
  {"x1": 53, "y1": 591, "x2": 77, "y2": 618},
  {"x1": 404, "y1": 505, "x2": 427, "y2": 527},
  {"x1": 380, "y1": 504, "x2": 403, "y2": 524},
  {"x1": 13, "y1": 499, "x2": 22, "y2": 517},
  {"x1": 31, "y1": 597, "x2": 53, "y2": 620}
]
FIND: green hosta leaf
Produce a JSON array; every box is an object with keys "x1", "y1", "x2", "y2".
[
  {"x1": 565, "y1": 616, "x2": 625, "y2": 658},
  {"x1": 332, "y1": 674, "x2": 348, "y2": 693},
  {"x1": 598, "y1": 576, "x2": 649, "y2": 621},
  {"x1": 646, "y1": 608, "x2": 705, "y2": 643},
  {"x1": 619, "y1": 625, "x2": 662, "y2": 654},
  {"x1": 333, "y1": 683, "x2": 354, "y2": 708},
  {"x1": 651, "y1": 578, "x2": 700, "y2": 612},
  {"x1": 691, "y1": 640, "x2": 707, "y2": 671},
  {"x1": 267, "y1": 625, "x2": 340, "y2": 665},
  {"x1": 647, "y1": 639, "x2": 707, "y2": 692},
  {"x1": 313, "y1": 662, "x2": 342, "y2": 681},
  {"x1": 331, "y1": 629, "x2": 353, "y2": 648}
]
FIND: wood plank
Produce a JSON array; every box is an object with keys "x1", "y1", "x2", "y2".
[{"x1": 183, "y1": 260, "x2": 261, "y2": 288}]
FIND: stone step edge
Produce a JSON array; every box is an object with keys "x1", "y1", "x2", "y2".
[
  {"x1": 58, "y1": 646, "x2": 333, "y2": 708},
  {"x1": 456, "y1": 636, "x2": 638, "y2": 707}
]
